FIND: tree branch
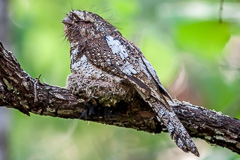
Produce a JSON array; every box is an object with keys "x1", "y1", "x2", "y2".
[{"x1": 0, "y1": 42, "x2": 240, "y2": 154}]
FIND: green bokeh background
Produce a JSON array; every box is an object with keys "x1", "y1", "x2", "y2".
[{"x1": 5, "y1": 0, "x2": 240, "y2": 159}]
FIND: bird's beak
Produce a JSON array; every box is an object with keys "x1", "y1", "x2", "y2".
[{"x1": 62, "y1": 16, "x2": 73, "y2": 25}]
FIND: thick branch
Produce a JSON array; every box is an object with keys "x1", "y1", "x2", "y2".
[{"x1": 0, "y1": 42, "x2": 240, "y2": 154}]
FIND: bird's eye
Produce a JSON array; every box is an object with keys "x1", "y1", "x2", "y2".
[{"x1": 72, "y1": 13, "x2": 80, "y2": 21}]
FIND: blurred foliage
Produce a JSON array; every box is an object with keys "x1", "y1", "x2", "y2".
[
  {"x1": 174, "y1": 21, "x2": 230, "y2": 59},
  {"x1": 6, "y1": 0, "x2": 240, "y2": 159}
]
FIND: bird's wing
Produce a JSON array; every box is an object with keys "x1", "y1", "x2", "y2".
[
  {"x1": 139, "y1": 54, "x2": 172, "y2": 100},
  {"x1": 84, "y1": 35, "x2": 170, "y2": 107},
  {"x1": 84, "y1": 36, "x2": 199, "y2": 156},
  {"x1": 84, "y1": 36, "x2": 150, "y2": 95}
]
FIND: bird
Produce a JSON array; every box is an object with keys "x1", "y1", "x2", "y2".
[{"x1": 62, "y1": 10, "x2": 199, "y2": 156}]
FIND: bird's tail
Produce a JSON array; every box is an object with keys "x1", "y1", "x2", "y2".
[{"x1": 149, "y1": 98, "x2": 200, "y2": 157}]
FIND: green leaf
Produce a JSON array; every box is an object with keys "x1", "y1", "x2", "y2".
[{"x1": 174, "y1": 21, "x2": 230, "y2": 59}]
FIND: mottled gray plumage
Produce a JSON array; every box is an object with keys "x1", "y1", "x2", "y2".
[{"x1": 63, "y1": 10, "x2": 199, "y2": 156}]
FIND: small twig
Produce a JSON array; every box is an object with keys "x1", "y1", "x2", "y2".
[{"x1": 219, "y1": 0, "x2": 224, "y2": 23}]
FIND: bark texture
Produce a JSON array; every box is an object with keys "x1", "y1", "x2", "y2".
[{"x1": 0, "y1": 42, "x2": 240, "y2": 154}]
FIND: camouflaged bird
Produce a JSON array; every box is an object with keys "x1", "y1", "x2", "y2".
[{"x1": 63, "y1": 10, "x2": 199, "y2": 156}]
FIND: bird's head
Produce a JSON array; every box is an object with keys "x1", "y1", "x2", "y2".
[{"x1": 62, "y1": 10, "x2": 119, "y2": 42}]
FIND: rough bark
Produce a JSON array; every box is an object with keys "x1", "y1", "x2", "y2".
[{"x1": 0, "y1": 42, "x2": 240, "y2": 154}]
